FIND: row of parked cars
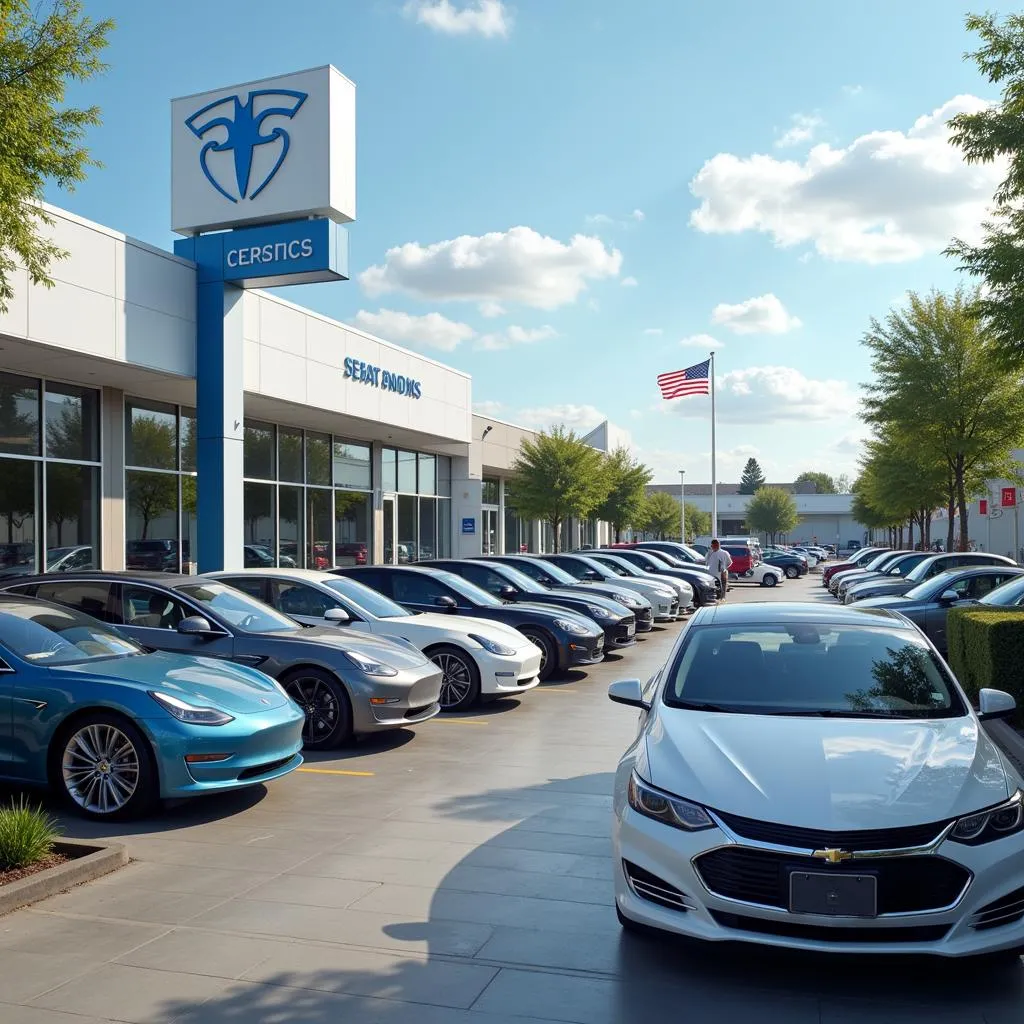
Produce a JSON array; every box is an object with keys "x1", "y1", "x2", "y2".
[
  {"x1": 0, "y1": 545, "x2": 731, "y2": 820},
  {"x1": 822, "y1": 546, "x2": 1024, "y2": 654}
]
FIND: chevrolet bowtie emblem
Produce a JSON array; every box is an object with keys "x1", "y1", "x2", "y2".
[{"x1": 813, "y1": 848, "x2": 852, "y2": 864}]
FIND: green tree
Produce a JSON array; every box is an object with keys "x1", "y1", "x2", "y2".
[
  {"x1": 861, "y1": 289, "x2": 1024, "y2": 551},
  {"x1": 794, "y1": 471, "x2": 838, "y2": 494},
  {"x1": 738, "y1": 457, "x2": 766, "y2": 494},
  {"x1": 835, "y1": 472, "x2": 853, "y2": 493},
  {"x1": 682, "y1": 501, "x2": 710, "y2": 543},
  {"x1": 0, "y1": 1, "x2": 113, "y2": 312},
  {"x1": 744, "y1": 486, "x2": 799, "y2": 544},
  {"x1": 595, "y1": 447, "x2": 652, "y2": 543},
  {"x1": 507, "y1": 427, "x2": 611, "y2": 553},
  {"x1": 946, "y1": 12, "x2": 1024, "y2": 369},
  {"x1": 639, "y1": 492, "x2": 681, "y2": 540}
]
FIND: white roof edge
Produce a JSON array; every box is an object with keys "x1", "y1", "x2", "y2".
[
  {"x1": 171, "y1": 64, "x2": 355, "y2": 103},
  {"x1": 472, "y1": 412, "x2": 541, "y2": 435}
]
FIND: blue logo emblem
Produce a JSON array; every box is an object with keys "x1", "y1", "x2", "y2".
[{"x1": 185, "y1": 89, "x2": 307, "y2": 204}]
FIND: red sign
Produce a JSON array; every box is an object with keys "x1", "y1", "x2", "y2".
[
  {"x1": 980, "y1": 499, "x2": 989, "y2": 516},
  {"x1": 1002, "y1": 487, "x2": 1017, "y2": 508}
]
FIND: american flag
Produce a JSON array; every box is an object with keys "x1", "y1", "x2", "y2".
[{"x1": 657, "y1": 359, "x2": 711, "y2": 400}]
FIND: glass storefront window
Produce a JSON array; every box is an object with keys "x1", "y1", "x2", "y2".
[
  {"x1": 244, "y1": 421, "x2": 276, "y2": 480},
  {"x1": 335, "y1": 491, "x2": 370, "y2": 566},
  {"x1": 307, "y1": 431, "x2": 331, "y2": 486},
  {"x1": 125, "y1": 399, "x2": 176, "y2": 470},
  {"x1": 243, "y1": 482, "x2": 275, "y2": 561},
  {"x1": 397, "y1": 494, "x2": 416, "y2": 563},
  {"x1": 334, "y1": 440, "x2": 371, "y2": 490},
  {"x1": 180, "y1": 407, "x2": 197, "y2": 472},
  {"x1": 279, "y1": 426, "x2": 303, "y2": 483},
  {"x1": 0, "y1": 372, "x2": 40, "y2": 457},
  {"x1": 397, "y1": 450, "x2": 417, "y2": 493},
  {"x1": 437, "y1": 502, "x2": 451, "y2": 557},
  {"x1": 381, "y1": 447, "x2": 397, "y2": 492},
  {"x1": 307, "y1": 489, "x2": 332, "y2": 569},
  {"x1": 437, "y1": 456, "x2": 451, "y2": 497},
  {"x1": 126, "y1": 470, "x2": 179, "y2": 571},
  {"x1": 181, "y1": 475, "x2": 197, "y2": 570},
  {"x1": 482, "y1": 477, "x2": 499, "y2": 505},
  {"x1": 419, "y1": 498, "x2": 437, "y2": 561},
  {"x1": 46, "y1": 464, "x2": 99, "y2": 568},
  {"x1": 504, "y1": 507, "x2": 524, "y2": 554},
  {"x1": 278, "y1": 485, "x2": 304, "y2": 568},
  {"x1": 0, "y1": 460, "x2": 37, "y2": 574},
  {"x1": 45, "y1": 383, "x2": 99, "y2": 462},
  {"x1": 418, "y1": 454, "x2": 436, "y2": 496}
]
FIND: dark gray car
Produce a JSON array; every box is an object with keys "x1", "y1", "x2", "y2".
[
  {"x1": 845, "y1": 553, "x2": 1018, "y2": 604},
  {"x1": 835, "y1": 550, "x2": 935, "y2": 601},
  {"x1": 0, "y1": 572, "x2": 442, "y2": 750},
  {"x1": 855, "y1": 565, "x2": 1024, "y2": 653}
]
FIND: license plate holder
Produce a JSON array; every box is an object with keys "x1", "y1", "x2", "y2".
[
  {"x1": 789, "y1": 871, "x2": 877, "y2": 917},
  {"x1": 627, "y1": 624, "x2": 636, "y2": 636}
]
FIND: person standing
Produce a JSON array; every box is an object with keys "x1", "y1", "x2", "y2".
[{"x1": 705, "y1": 539, "x2": 732, "y2": 601}]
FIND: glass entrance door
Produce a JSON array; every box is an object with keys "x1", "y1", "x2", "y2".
[
  {"x1": 382, "y1": 495, "x2": 397, "y2": 564},
  {"x1": 482, "y1": 508, "x2": 499, "y2": 555}
]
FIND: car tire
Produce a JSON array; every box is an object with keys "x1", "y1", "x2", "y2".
[
  {"x1": 280, "y1": 667, "x2": 353, "y2": 749},
  {"x1": 428, "y1": 645, "x2": 481, "y2": 712},
  {"x1": 521, "y1": 628, "x2": 558, "y2": 681},
  {"x1": 53, "y1": 712, "x2": 157, "y2": 820},
  {"x1": 761, "y1": 573, "x2": 778, "y2": 588},
  {"x1": 785, "y1": 565, "x2": 799, "y2": 579}
]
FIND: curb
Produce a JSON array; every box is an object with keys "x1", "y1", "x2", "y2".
[{"x1": 0, "y1": 838, "x2": 128, "y2": 918}]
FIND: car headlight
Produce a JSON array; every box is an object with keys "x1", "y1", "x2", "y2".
[
  {"x1": 468, "y1": 633, "x2": 517, "y2": 656},
  {"x1": 554, "y1": 617, "x2": 592, "y2": 636},
  {"x1": 628, "y1": 773, "x2": 715, "y2": 832},
  {"x1": 949, "y1": 791, "x2": 1024, "y2": 845},
  {"x1": 342, "y1": 650, "x2": 399, "y2": 677},
  {"x1": 611, "y1": 593, "x2": 642, "y2": 609},
  {"x1": 149, "y1": 691, "x2": 234, "y2": 726},
  {"x1": 584, "y1": 604, "x2": 615, "y2": 621}
]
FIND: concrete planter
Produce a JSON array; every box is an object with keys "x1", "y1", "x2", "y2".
[{"x1": 0, "y1": 839, "x2": 127, "y2": 917}]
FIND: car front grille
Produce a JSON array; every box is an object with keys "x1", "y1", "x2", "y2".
[
  {"x1": 623, "y1": 860, "x2": 692, "y2": 912},
  {"x1": 237, "y1": 756, "x2": 294, "y2": 780},
  {"x1": 694, "y1": 847, "x2": 970, "y2": 914},
  {"x1": 971, "y1": 886, "x2": 1024, "y2": 931},
  {"x1": 709, "y1": 910, "x2": 951, "y2": 945},
  {"x1": 638, "y1": 608, "x2": 653, "y2": 624},
  {"x1": 404, "y1": 703, "x2": 435, "y2": 718},
  {"x1": 714, "y1": 810, "x2": 950, "y2": 852}
]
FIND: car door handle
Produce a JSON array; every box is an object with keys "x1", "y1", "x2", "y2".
[
  {"x1": 232, "y1": 655, "x2": 268, "y2": 669},
  {"x1": 13, "y1": 698, "x2": 47, "y2": 710}
]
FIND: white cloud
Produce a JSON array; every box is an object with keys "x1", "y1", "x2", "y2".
[
  {"x1": 690, "y1": 95, "x2": 1004, "y2": 263},
  {"x1": 404, "y1": 0, "x2": 510, "y2": 38},
  {"x1": 711, "y1": 293, "x2": 801, "y2": 335},
  {"x1": 843, "y1": 84, "x2": 864, "y2": 97},
  {"x1": 629, "y1": 408, "x2": 643, "y2": 419},
  {"x1": 632, "y1": 209, "x2": 646, "y2": 222},
  {"x1": 831, "y1": 431, "x2": 868, "y2": 455},
  {"x1": 669, "y1": 365, "x2": 859, "y2": 424},
  {"x1": 679, "y1": 333, "x2": 724, "y2": 350},
  {"x1": 776, "y1": 113, "x2": 823, "y2": 149},
  {"x1": 352, "y1": 308, "x2": 475, "y2": 352},
  {"x1": 584, "y1": 213, "x2": 614, "y2": 226},
  {"x1": 621, "y1": 276, "x2": 638, "y2": 287},
  {"x1": 473, "y1": 400, "x2": 505, "y2": 417},
  {"x1": 360, "y1": 226, "x2": 622, "y2": 310},
  {"x1": 515, "y1": 403, "x2": 608, "y2": 433},
  {"x1": 478, "y1": 300, "x2": 505, "y2": 317},
  {"x1": 476, "y1": 324, "x2": 558, "y2": 351},
  {"x1": 643, "y1": 327, "x2": 663, "y2": 336}
]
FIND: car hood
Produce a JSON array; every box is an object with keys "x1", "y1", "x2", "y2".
[
  {"x1": 396, "y1": 612, "x2": 532, "y2": 647},
  {"x1": 644, "y1": 709, "x2": 1010, "y2": 829},
  {"x1": 58, "y1": 651, "x2": 289, "y2": 714},
  {"x1": 850, "y1": 580, "x2": 916, "y2": 600},
  {"x1": 274, "y1": 626, "x2": 430, "y2": 669},
  {"x1": 511, "y1": 602, "x2": 600, "y2": 629}
]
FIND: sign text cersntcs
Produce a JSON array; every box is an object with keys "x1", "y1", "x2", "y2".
[{"x1": 343, "y1": 358, "x2": 422, "y2": 399}]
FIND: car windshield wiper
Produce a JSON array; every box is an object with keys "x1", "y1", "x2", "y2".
[
  {"x1": 764, "y1": 708, "x2": 910, "y2": 718},
  {"x1": 673, "y1": 700, "x2": 752, "y2": 714}
]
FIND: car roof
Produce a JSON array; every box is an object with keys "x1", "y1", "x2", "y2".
[
  {"x1": 0, "y1": 571, "x2": 197, "y2": 587},
  {"x1": 208, "y1": 567, "x2": 335, "y2": 581},
  {"x1": 695, "y1": 601, "x2": 914, "y2": 629}
]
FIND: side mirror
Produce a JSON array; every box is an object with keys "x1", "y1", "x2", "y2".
[
  {"x1": 177, "y1": 615, "x2": 217, "y2": 636},
  {"x1": 584, "y1": 569, "x2": 601, "y2": 581},
  {"x1": 499, "y1": 584, "x2": 518, "y2": 599},
  {"x1": 938, "y1": 590, "x2": 961, "y2": 605},
  {"x1": 434, "y1": 595, "x2": 458, "y2": 611},
  {"x1": 889, "y1": 567, "x2": 902, "y2": 576},
  {"x1": 608, "y1": 678, "x2": 650, "y2": 711},
  {"x1": 324, "y1": 607, "x2": 349, "y2": 624},
  {"x1": 979, "y1": 688, "x2": 1016, "y2": 721}
]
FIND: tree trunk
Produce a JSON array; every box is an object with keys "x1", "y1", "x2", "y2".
[
  {"x1": 908, "y1": 518, "x2": 914, "y2": 550},
  {"x1": 552, "y1": 518, "x2": 561, "y2": 553},
  {"x1": 955, "y1": 454, "x2": 969, "y2": 552},
  {"x1": 946, "y1": 485, "x2": 956, "y2": 553}
]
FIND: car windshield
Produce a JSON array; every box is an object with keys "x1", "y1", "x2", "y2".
[
  {"x1": 866, "y1": 552, "x2": 900, "y2": 571},
  {"x1": 664, "y1": 622, "x2": 964, "y2": 719},
  {"x1": 176, "y1": 582, "x2": 297, "y2": 633},
  {"x1": 432, "y1": 571, "x2": 503, "y2": 607},
  {"x1": 564, "y1": 555, "x2": 610, "y2": 579},
  {"x1": 324, "y1": 577, "x2": 411, "y2": 619},
  {"x1": 0, "y1": 601, "x2": 143, "y2": 665},
  {"x1": 903, "y1": 570, "x2": 962, "y2": 601},
  {"x1": 526, "y1": 559, "x2": 577, "y2": 585},
  {"x1": 492, "y1": 565, "x2": 546, "y2": 594},
  {"x1": 904, "y1": 558, "x2": 945, "y2": 584},
  {"x1": 981, "y1": 575, "x2": 1024, "y2": 607},
  {"x1": 593, "y1": 556, "x2": 635, "y2": 577},
  {"x1": 645, "y1": 550, "x2": 683, "y2": 566}
]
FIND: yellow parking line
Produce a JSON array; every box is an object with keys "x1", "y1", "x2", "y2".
[
  {"x1": 535, "y1": 688, "x2": 577, "y2": 693},
  {"x1": 433, "y1": 718, "x2": 490, "y2": 726},
  {"x1": 297, "y1": 767, "x2": 375, "y2": 777}
]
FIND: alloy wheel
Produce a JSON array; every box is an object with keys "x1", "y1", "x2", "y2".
[
  {"x1": 785, "y1": 565, "x2": 799, "y2": 579},
  {"x1": 436, "y1": 652, "x2": 473, "y2": 708},
  {"x1": 287, "y1": 675, "x2": 340, "y2": 744},
  {"x1": 62, "y1": 723, "x2": 140, "y2": 816}
]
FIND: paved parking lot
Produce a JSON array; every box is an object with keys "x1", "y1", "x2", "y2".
[{"x1": 0, "y1": 572, "x2": 1022, "y2": 1024}]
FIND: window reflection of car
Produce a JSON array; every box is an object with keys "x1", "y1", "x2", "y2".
[
  {"x1": 126, "y1": 539, "x2": 178, "y2": 571},
  {"x1": 609, "y1": 602, "x2": 1024, "y2": 959},
  {"x1": 335, "y1": 542, "x2": 367, "y2": 567},
  {"x1": 45, "y1": 546, "x2": 95, "y2": 572},
  {"x1": 0, "y1": 594, "x2": 304, "y2": 819}
]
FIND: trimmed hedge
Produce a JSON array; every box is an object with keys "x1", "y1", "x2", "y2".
[{"x1": 947, "y1": 607, "x2": 1024, "y2": 714}]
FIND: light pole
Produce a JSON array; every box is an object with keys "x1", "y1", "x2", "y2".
[{"x1": 679, "y1": 470, "x2": 686, "y2": 542}]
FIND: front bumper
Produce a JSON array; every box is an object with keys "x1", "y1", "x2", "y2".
[
  {"x1": 478, "y1": 645, "x2": 543, "y2": 696},
  {"x1": 564, "y1": 632, "x2": 605, "y2": 668},
  {"x1": 605, "y1": 617, "x2": 638, "y2": 649},
  {"x1": 614, "y1": 805, "x2": 1024, "y2": 957},
  {"x1": 351, "y1": 664, "x2": 444, "y2": 733}
]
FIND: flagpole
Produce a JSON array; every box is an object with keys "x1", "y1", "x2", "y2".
[{"x1": 710, "y1": 350, "x2": 717, "y2": 539}]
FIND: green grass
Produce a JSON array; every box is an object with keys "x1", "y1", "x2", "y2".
[{"x1": 0, "y1": 797, "x2": 61, "y2": 871}]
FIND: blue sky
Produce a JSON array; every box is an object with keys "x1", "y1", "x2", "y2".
[{"x1": 54, "y1": 0, "x2": 1017, "y2": 483}]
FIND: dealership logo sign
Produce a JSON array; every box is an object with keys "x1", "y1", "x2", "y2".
[
  {"x1": 343, "y1": 357, "x2": 422, "y2": 399},
  {"x1": 185, "y1": 89, "x2": 307, "y2": 204}
]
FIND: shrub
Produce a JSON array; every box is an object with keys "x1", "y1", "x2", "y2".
[
  {"x1": 0, "y1": 797, "x2": 60, "y2": 871},
  {"x1": 947, "y1": 607, "x2": 1024, "y2": 714}
]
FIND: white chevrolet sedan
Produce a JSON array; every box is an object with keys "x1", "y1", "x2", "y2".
[
  {"x1": 609, "y1": 603, "x2": 1024, "y2": 958},
  {"x1": 208, "y1": 569, "x2": 541, "y2": 712}
]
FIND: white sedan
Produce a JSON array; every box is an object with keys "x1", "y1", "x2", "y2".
[
  {"x1": 207, "y1": 569, "x2": 541, "y2": 712},
  {"x1": 731, "y1": 562, "x2": 784, "y2": 588},
  {"x1": 609, "y1": 602, "x2": 1024, "y2": 958}
]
